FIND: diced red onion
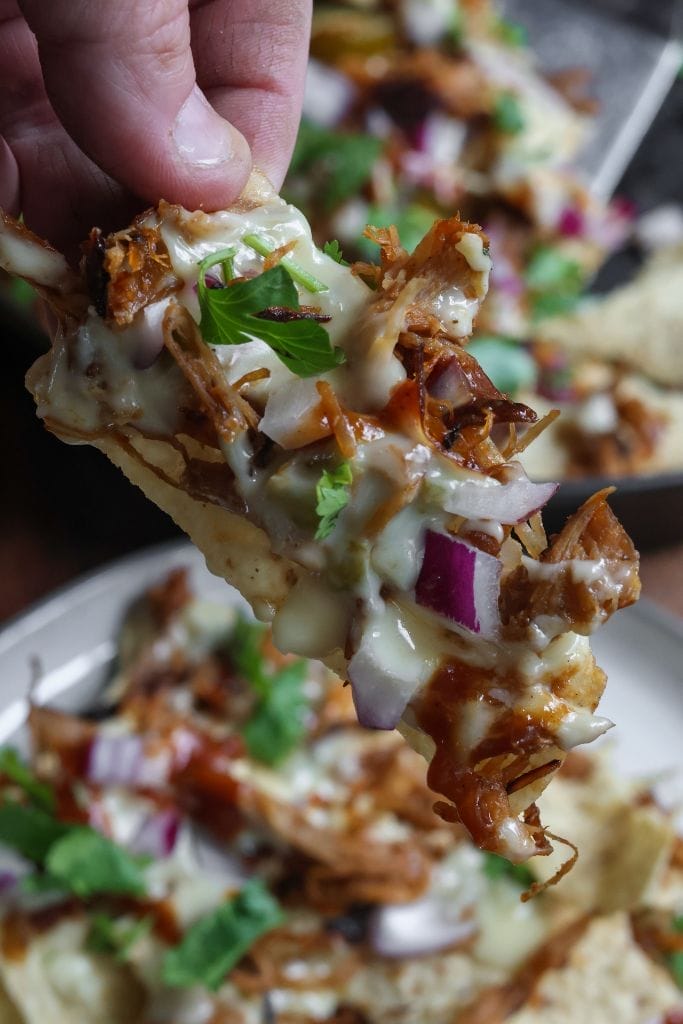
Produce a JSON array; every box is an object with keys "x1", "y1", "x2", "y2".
[
  {"x1": 416, "y1": 531, "x2": 501, "y2": 637},
  {"x1": 370, "y1": 894, "x2": 477, "y2": 958},
  {"x1": 129, "y1": 808, "x2": 180, "y2": 859},
  {"x1": 418, "y1": 113, "x2": 466, "y2": 166},
  {"x1": 348, "y1": 614, "x2": 424, "y2": 731},
  {"x1": 169, "y1": 727, "x2": 201, "y2": 772},
  {"x1": 399, "y1": 0, "x2": 455, "y2": 46},
  {"x1": 557, "y1": 206, "x2": 585, "y2": 237},
  {"x1": 435, "y1": 470, "x2": 558, "y2": 525},
  {"x1": 87, "y1": 733, "x2": 171, "y2": 789},
  {"x1": 303, "y1": 59, "x2": 355, "y2": 128},
  {"x1": 260, "y1": 378, "x2": 330, "y2": 450},
  {"x1": 0, "y1": 848, "x2": 31, "y2": 893},
  {"x1": 129, "y1": 299, "x2": 171, "y2": 370}
]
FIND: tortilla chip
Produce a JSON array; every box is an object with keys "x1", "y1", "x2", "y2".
[
  {"x1": 0, "y1": 917, "x2": 146, "y2": 1024},
  {"x1": 507, "y1": 913, "x2": 681, "y2": 1024}
]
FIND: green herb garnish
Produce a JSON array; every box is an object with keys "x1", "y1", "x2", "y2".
[
  {"x1": 0, "y1": 747, "x2": 54, "y2": 812},
  {"x1": 493, "y1": 92, "x2": 525, "y2": 135},
  {"x1": 242, "y1": 233, "x2": 328, "y2": 293},
  {"x1": 315, "y1": 462, "x2": 353, "y2": 541},
  {"x1": 323, "y1": 239, "x2": 349, "y2": 266},
  {"x1": 287, "y1": 120, "x2": 382, "y2": 212},
  {"x1": 467, "y1": 336, "x2": 537, "y2": 396},
  {"x1": 242, "y1": 660, "x2": 309, "y2": 767},
  {"x1": 0, "y1": 802, "x2": 68, "y2": 863},
  {"x1": 495, "y1": 17, "x2": 528, "y2": 47},
  {"x1": 46, "y1": 828, "x2": 146, "y2": 898},
  {"x1": 162, "y1": 879, "x2": 284, "y2": 990},
  {"x1": 482, "y1": 852, "x2": 535, "y2": 888},
  {"x1": 0, "y1": 791, "x2": 146, "y2": 898},
  {"x1": 86, "y1": 913, "x2": 152, "y2": 959},
  {"x1": 227, "y1": 618, "x2": 309, "y2": 766},
  {"x1": 197, "y1": 260, "x2": 345, "y2": 377},
  {"x1": 524, "y1": 245, "x2": 584, "y2": 320}
]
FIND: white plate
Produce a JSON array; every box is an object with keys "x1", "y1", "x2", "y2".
[{"x1": 0, "y1": 541, "x2": 681, "y2": 806}]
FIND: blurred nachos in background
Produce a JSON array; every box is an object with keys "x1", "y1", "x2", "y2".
[
  {"x1": 0, "y1": 571, "x2": 681, "y2": 1023},
  {"x1": 281, "y1": 0, "x2": 683, "y2": 481}
]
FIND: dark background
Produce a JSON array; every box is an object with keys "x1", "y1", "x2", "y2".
[{"x1": 1, "y1": 2, "x2": 682, "y2": 621}]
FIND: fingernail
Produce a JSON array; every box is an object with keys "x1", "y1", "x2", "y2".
[{"x1": 173, "y1": 85, "x2": 234, "y2": 166}]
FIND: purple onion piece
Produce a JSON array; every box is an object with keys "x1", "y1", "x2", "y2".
[
  {"x1": 439, "y1": 473, "x2": 559, "y2": 526},
  {"x1": 129, "y1": 809, "x2": 180, "y2": 859},
  {"x1": 370, "y1": 896, "x2": 477, "y2": 959},
  {"x1": 87, "y1": 733, "x2": 170, "y2": 789},
  {"x1": 416, "y1": 531, "x2": 502, "y2": 638},
  {"x1": 348, "y1": 629, "x2": 421, "y2": 731}
]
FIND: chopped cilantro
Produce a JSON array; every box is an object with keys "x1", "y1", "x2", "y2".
[
  {"x1": 162, "y1": 879, "x2": 284, "y2": 990},
  {"x1": 467, "y1": 337, "x2": 537, "y2": 396},
  {"x1": 45, "y1": 827, "x2": 146, "y2": 898},
  {"x1": 482, "y1": 852, "x2": 535, "y2": 888},
  {"x1": 493, "y1": 92, "x2": 525, "y2": 135},
  {"x1": 0, "y1": 747, "x2": 54, "y2": 812},
  {"x1": 315, "y1": 462, "x2": 353, "y2": 541},
  {"x1": 524, "y1": 245, "x2": 583, "y2": 321},
  {"x1": 242, "y1": 660, "x2": 309, "y2": 767},
  {"x1": 86, "y1": 913, "x2": 152, "y2": 959},
  {"x1": 228, "y1": 617, "x2": 310, "y2": 766},
  {"x1": 228, "y1": 617, "x2": 270, "y2": 692},
  {"x1": 669, "y1": 950, "x2": 683, "y2": 988},
  {"x1": 197, "y1": 260, "x2": 345, "y2": 377},
  {"x1": 323, "y1": 239, "x2": 349, "y2": 266},
  {"x1": 287, "y1": 120, "x2": 382, "y2": 212},
  {"x1": 8, "y1": 277, "x2": 36, "y2": 309},
  {"x1": 0, "y1": 802, "x2": 68, "y2": 863},
  {"x1": 496, "y1": 17, "x2": 528, "y2": 47},
  {"x1": 242, "y1": 233, "x2": 328, "y2": 293},
  {"x1": 0, "y1": 799, "x2": 146, "y2": 898}
]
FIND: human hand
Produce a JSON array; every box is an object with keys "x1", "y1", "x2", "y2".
[{"x1": 0, "y1": 0, "x2": 311, "y2": 253}]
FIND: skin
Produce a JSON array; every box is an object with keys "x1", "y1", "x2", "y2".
[{"x1": 0, "y1": 0, "x2": 311, "y2": 253}]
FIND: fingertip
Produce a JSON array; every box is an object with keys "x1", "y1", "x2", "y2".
[{"x1": 167, "y1": 85, "x2": 252, "y2": 210}]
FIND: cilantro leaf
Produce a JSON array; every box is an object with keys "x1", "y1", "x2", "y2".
[
  {"x1": 482, "y1": 852, "x2": 535, "y2": 888},
  {"x1": 46, "y1": 828, "x2": 147, "y2": 898},
  {"x1": 493, "y1": 92, "x2": 525, "y2": 135},
  {"x1": 524, "y1": 245, "x2": 584, "y2": 321},
  {"x1": 669, "y1": 950, "x2": 683, "y2": 988},
  {"x1": 315, "y1": 462, "x2": 352, "y2": 541},
  {"x1": 227, "y1": 617, "x2": 269, "y2": 694},
  {"x1": 0, "y1": 802, "x2": 68, "y2": 863},
  {"x1": 86, "y1": 913, "x2": 152, "y2": 959},
  {"x1": 287, "y1": 120, "x2": 382, "y2": 212},
  {"x1": 323, "y1": 240, "x2": 349, "y2": 266},
  {"x1": 228, "y1": 616, "x2": 310, "y2": 765},
  {"x1": 197, "y1": 263, "x2": 345, "y2": 377},
  {"x1": 242, "y1": 661, "x2": 309, "y2": 766},
  {"x1": 467, "y1": 337, "x2": 537, "y2": 396},
  {"x1": 163, "y1": 879, "x2": 284, "y2": 990},
  {"x1": 496, "y1": 17, "x2": 527, "y2": 47},
  {"x1": 0, "y1": 748, "x2": 54, "y2": 812}
]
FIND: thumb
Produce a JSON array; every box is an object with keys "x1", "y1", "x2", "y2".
[{"x1": 18, "y1": 0, "x2": 252, "y2": 212}]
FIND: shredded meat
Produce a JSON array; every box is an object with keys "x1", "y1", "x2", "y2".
[
  {"x1": 455, "y1": 916, "x2": 591, "y2": 1024},
  {"x1": 241, "y1": 788, "x2": 430, "y2": 912},
  {"x1": 558, "y1": 391, "x2": 667, "y2": 478},
  {"x1": 98, "y1": 215, "x2": 179, "y2": 325},
  {"x1": 500, "y1": 489, "x2": 640, "y2": 638},
  {"x1": 163, "y1": 302, "x2": 258, "y2": 442}
]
